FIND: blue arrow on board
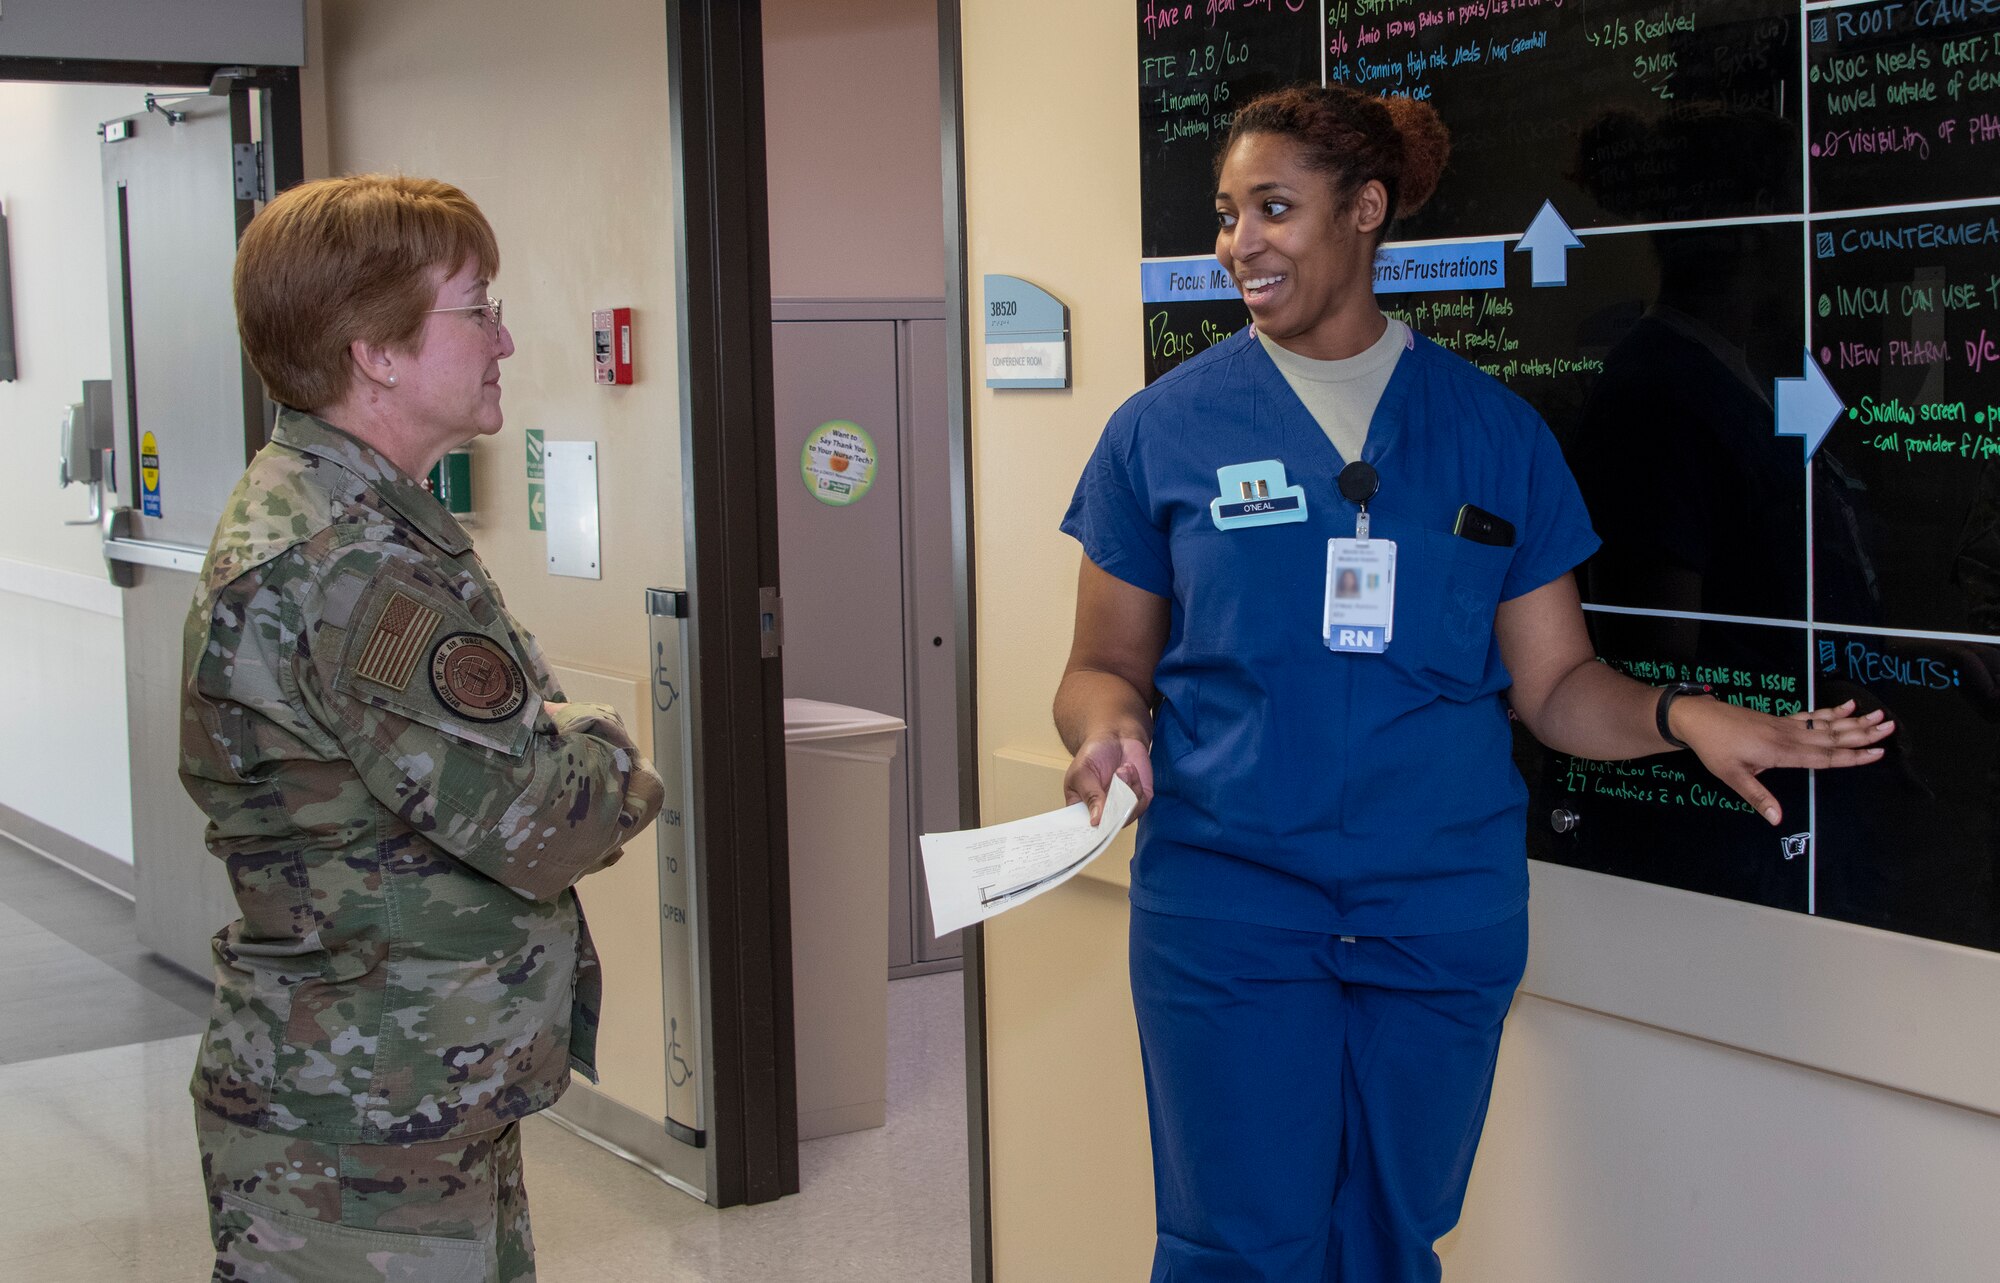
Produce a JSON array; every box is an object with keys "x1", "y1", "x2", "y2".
[
  {"x1": 1774, "y1": 350, "x2": 1845, "y2": 458},
  {"x1": 1514, "y1": 200, "x2": 1583, "y2": 287}
]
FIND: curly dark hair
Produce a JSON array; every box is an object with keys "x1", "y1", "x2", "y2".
[{"x1": 1217, "y1": 86, "x2": 1451, "y2": 243}]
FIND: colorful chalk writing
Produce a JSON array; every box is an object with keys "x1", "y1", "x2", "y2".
[
  {"x1": 1133, "y1": 0, "x2": 2000, "y2": 947},
  {"x1": 1138, "y1": 0, "x2": 1320, "y2": 258},
  {"x1": 1813, "y1": 205, "x2": 2000, "y2": 634},
  {"x1": 1810, "y1": 0, "x2": 2000, "y2": 209},
  {"x1": 1333, "y1": 0, "x2": 1799, "y2": 239},
  {"x1": 1141, "y1": 301, "x2": 1251, "y2": 383}
]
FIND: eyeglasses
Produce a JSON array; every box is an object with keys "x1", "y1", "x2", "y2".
[{"x1": 425, "y1": 297, "x2": 504, "y2": 330}]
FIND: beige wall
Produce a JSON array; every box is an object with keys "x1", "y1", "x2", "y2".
[
  {"x1": 763, "y1": 0, "x2": 943, "y2": 300},
  {"x1": 321, "y1": 0, "x2": 685, "y2": 671},
  {"x1": 958, "y1": 0, "x2": 1154, "y2": 1274},
  {"x1": 955, "y1": 4, "x2": 2000, "y2": 1281},
  {"x1": 319, "y1": 0, "x2": 683, "y2": 1119},
  {"x1": 0, "y1": 82, "x2": 148, "y2": 861},
  {"x1": 0, "y1": 81, "x2": 141, "y2": 580}
]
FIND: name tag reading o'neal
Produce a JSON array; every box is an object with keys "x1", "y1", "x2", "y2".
[
  {"x1": 430, "y1": 633, "x2": 528, "y2": 722},
  {"x1": 1211, "y1": 460, "x2": 1309, "y2": 531}
]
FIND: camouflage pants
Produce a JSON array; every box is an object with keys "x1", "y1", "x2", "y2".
[{"x1": 197, "y1": 1107, "x2": 534, "y2": 1282}]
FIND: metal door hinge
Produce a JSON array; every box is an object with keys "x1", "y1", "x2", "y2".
[
  {"x1": 232, "y1": 142, "x2": 266, "y2": 202},
  {"x1": 646, "y1": 588, "x2": 689, "y2": 618},
  {"x1": 758, "y1": 587, "x2": 784, "y2": 658}
]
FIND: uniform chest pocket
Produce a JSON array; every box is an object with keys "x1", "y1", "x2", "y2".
[
  {"x1": 1176, "y1": 524, "x2": 1325, "y2": 659},
  {"x1": 1390, "y1": 529, "x2": 1512, "y2": 699}
]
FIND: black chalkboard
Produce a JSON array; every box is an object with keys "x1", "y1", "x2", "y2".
[
  {"x1": 1131, "y1": 2, "x2": 2000, "y2": 954},
  {"x1": 1808, "y1": 1, "x2": 2000, "y2": 214},
  {"x1": 1515, "y1": 619, "x2": 1813, "y2": 912},
  {"x1": 1329, "y1": 0, "x2": 1803, "y2": 241},
  {"x1": 1141, "y1": 298, "x2": 1250, "y2": 383},
  {"x1": 1812, "y1": 206, "x2": 2000, "y2": 636},
  {"x1": 1138, "y1": 0, "x2": 1322, "y2": 259},
  {"x1": 1815, "y1": 629, "x2": 2000, "y2": 951},
  {"x1": 1386, "y1": 226, "x2": 1809, "y2": 623}
]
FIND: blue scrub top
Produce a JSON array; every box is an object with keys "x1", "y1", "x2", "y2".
[{"x1": 1063, "y1": 328, "x2": 1600, "y2": 936}]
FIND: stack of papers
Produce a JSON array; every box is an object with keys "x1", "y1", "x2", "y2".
[{"x1": 920, "y1": 778, "x2": 1139, "y2": 934}]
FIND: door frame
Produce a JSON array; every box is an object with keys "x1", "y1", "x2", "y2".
[
  {"x1": 935, "y1": 0, "x2": 994, "y2": 1276},
  {"x1": 665, "y1": 0, "x2": 991, "y2": 1263},
  {"x1": 663, "y1": 0, "x2": 800, "y2": 1207}
]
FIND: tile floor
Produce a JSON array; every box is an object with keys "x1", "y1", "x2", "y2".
[
  {"x1": 0, "y1": 840, "x2": 210, "y2": 1065},
  {"x1": 0, "y1": 838, "x2": 974, "y2": 1282}
]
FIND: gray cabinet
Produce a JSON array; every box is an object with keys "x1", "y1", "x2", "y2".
[{"x1": 771, "y1": 303, "x2": 962, "y2": 974}]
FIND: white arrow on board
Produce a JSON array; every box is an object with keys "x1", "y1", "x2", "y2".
[
  {"x1": 1515, "y1": 200, "x2": 1584, "y2": 287},
  {"x1": 530, "y1": 488, "x2": 547, "y2": 525}
]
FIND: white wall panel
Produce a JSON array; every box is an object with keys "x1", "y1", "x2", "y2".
[
  {"x1": 0, "y1": 578, "x2": 132, "y2": 862},
  {"x1": 1449, "y1": 996, "x2": 2000, "y2": 1283}
]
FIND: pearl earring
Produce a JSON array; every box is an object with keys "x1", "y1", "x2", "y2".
[{"x1": 388, "y1": 375, "x2": 397, "y2": 386}]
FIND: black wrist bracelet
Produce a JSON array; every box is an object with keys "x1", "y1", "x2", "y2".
[{"x1": 1655, "y1": 682, "x2": 1716, "y2": 750}]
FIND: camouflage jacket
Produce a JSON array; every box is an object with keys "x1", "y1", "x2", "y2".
[{"x1": 180, "y1": 410, "x2": 664, "y2": 1145}]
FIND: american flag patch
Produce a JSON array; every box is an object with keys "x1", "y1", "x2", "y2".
[{"x1": 354, "y1": 591, "x2": 442, "y2": 691}]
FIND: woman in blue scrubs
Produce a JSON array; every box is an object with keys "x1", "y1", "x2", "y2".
[{"x1": 1055, "y1": 86, "x2": 1894, "y2": 1283}]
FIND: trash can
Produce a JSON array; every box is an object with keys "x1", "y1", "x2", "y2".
[{"x1": 783, "y1": 698, "x2": 906, "y2": 1139}]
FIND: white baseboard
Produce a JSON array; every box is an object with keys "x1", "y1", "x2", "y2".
[
  {"x1": 0, "y1": 801, "x2": 134, "y2": 897},
  {"x1": 0, "y1": 556, "x2": 123, "y2": 618}
]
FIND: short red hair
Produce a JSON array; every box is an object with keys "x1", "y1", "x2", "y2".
[{"x1": 234, "y1": 175, "x2": 500, "y2": 411}]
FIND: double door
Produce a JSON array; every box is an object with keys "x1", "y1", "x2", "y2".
[
  {"x1": 771, "y1": 307, "x2": 962, "y2": 972},
  {"x1": 100, "y1": 90, "x2": 269, "y2": 976}
]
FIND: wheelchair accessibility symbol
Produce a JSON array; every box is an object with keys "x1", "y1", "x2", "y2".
[
  {"x1": 654, "y1": 642, "x2": 680, "y2": 713},
  {"x1": 669, "y1": 1017, "x2": 694, "y2": 1088}
]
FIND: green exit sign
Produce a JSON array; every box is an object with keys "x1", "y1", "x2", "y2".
[{"x1": 526, "y1": 430, "x2": 545, "y2": 530}]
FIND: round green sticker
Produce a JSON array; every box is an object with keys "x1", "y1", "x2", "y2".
[{"x1": 801, "y1": 420, "x2": 878, "y2": 506}]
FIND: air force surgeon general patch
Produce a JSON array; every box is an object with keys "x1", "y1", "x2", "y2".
[{"x1": 430, "y1": 632, "x2": 529, "y2": 722}]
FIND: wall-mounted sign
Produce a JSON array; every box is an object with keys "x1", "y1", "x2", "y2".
[
  {"x1": 801, "y1": 420, "x2": 878, "y2": 506},
  {"x1": 544, "y1": 440, "x2": 601, "y2": 579},
  {"x1": 525, "y1": 428, "x2": 545, "y2": 531},
  {"x1": 984, "y1": 275, "x2": 1070, "y2": 390}
]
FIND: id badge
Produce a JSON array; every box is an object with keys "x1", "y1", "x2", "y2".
[{"x1": 1324, "y1": 538, "x2": 1396, "y2": 653}]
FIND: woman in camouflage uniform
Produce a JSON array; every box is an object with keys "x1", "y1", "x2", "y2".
[{"x1": 180, "y1": 174, "x2": 666, "y2": 1282}]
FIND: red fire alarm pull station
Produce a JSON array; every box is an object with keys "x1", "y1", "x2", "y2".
[{"x1": 592, "y1": 307, "x2": 633, "y2": 385}]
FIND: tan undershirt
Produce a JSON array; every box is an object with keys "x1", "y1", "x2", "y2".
[{"x1": 1258, "y1": 317, "x2": 1408, "y2": 464}]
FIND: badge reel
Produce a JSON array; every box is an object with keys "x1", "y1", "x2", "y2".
[{"x1": 1324, "y1": 461, "x2": 1395, "y2": 654}]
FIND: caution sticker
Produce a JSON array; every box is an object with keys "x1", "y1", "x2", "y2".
[
  {"x1": 430, "y1": 633, "x2": 528, "y2": 723},
  {"x1": 140, "y1": 430, "x2": 162, "y2": 517}
]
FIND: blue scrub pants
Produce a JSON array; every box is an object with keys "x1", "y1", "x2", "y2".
[{"x1": 1130, "y1": 905, "x2": 1530, "y2": 1283}]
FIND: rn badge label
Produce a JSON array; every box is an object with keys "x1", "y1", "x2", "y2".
[{"x1": 430, "y1": 633, "x2": 528, "y2": 722}]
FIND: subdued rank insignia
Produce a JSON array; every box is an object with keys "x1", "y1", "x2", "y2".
[
  {"x1": 354, "y1": 591, "x2": 443, "y2": 691},
  {"x1": 430, "y1": 632, "x2": 528, "y2": 722}
]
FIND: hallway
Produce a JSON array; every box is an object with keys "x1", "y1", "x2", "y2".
[{"x1": 0, "y1": 840, "x2": 971, "y2": 1282}]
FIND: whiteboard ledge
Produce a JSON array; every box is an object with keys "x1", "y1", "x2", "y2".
[{"x1": 1525, "y1": 859, "x2": 2000, "y2": 1119}]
